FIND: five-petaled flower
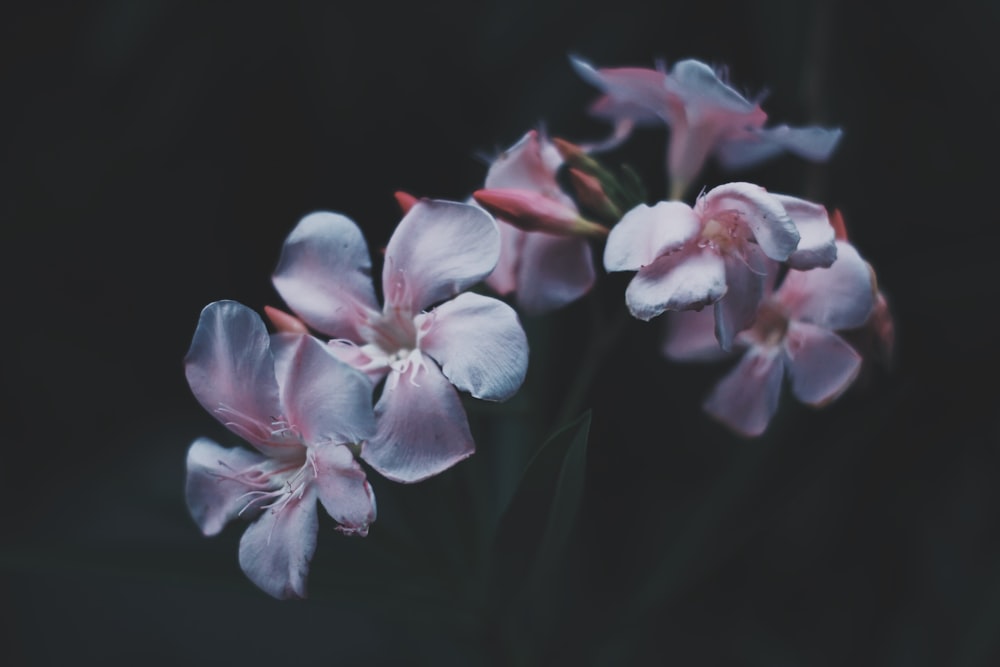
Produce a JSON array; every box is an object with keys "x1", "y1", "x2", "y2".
[
  {"x1": 272, "y1": 198, "x2": 529, "y2": 483},
  {"x1": 603, "y1": 182, "x2": 837, "y2": 350},
  {"x1": 662, "y1": 241, "x2": 875, "y2": 436},
  {"x1": 184, "y1": 300, "x2": 377, "y2": 599},
  {"x1": 571, "y1": 56, "x2": 843, "y2": 199}
]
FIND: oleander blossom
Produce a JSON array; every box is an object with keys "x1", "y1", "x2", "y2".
[
  {"x1": 603, "y1": 182, "x2": 837, "y2": 350},
  {"x1": 272, "y1": 198, "x2": 529, "y2": 483},
  {"x1": 478, "y1": 129, "x2": 597, "y2": 314},
  {"x1": 662, "y1": 241, "x2": 875, "y2": 436},
  {"x1": 570, "y1": 56, "x2": 842, "y2": 197},
  {"x1": 184, "y1": 300, "x2": 377, "y2": 599}
]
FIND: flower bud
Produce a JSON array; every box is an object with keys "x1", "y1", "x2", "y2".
[
  {"x1": 568, "y1": 167, "x2": 622, "y2": 222},
  {"x1": 473, "y1": 188, "x2": 608, "y2": 239},
  {"x1": 394, "y1": 190, "x2": 419, "y2": 215},
  {"x1": 264, "y1": 305, "x2": 309, "y2": 334}
]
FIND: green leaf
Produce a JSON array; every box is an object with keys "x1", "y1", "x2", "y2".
[{"x1": 491, "y1": 410, "x2": 592, "y2": 595}]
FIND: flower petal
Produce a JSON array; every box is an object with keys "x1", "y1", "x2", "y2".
[
  {"x1": 312, "y1": 442, "x2": 376, "y2": 535},
  {"x1": 485, "y1": 130, "x2": 567, "y2": 201},
  {"x1": 362, "y1": 357, "x2": 475, "y2": 483},
  {"x1": 484, "y1": 220, "x2": 525, "y2": 297},
  {"x1": 714, "y1": 249, "x2": 767, "y2": 351},
  {"x1": 272, "y1": 212, "x2": 380, "y2": 340},
  {"x1": 698, "y1": 182, "x2": 799, "y2": 261},
  {"x1": 185, "y1": 437, "x2": 269, "y2": 536},
  {"x1": 775, "y1": 194, "x2": 837, "y2": 270},
  {"x1": 661, "y1": 309, "x2": 732, "y2": 362},
  {"x1": 382, "y1": 199, "x2": 499, "y2": 313},
  {"x1": 776, "y1": 241, "x2": 875, "y2": 330},
  {"x1": 715, "y1": 125, "x2": 843, "y2": 170},
  {"x1": 703, "y1": 347, "x2": 784, "y2": 437},
  {"x1": 625, "y1": 246, "x2": 727, "y2": 321},
  {"x1": 276, "y1": 334, "x2": 376, "y2": 446},
  {"x1": 784, "y1": 322, "x2": 861, "y2": 406},
  {"x1": 418, "y1": 292, "x2": 528, "y2": 401},
  {"x1": 516, "y1": 232, "x2": 595, "y2": 314},
  {"x1": 570, "y1": 56, "x2": 671, "y2": 119},
  {"x1": 604, "y1": 202, "x2": 701, "y2": 272},
  {"x1": 184, "y1": 301, "x2": 291, "y2": 457},
  {"x1": 238, "y1": 484, "x2": 318, "y2": 599}
]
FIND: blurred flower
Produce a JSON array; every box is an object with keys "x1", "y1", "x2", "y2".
[
  {"x1": 571, "y1": 56, "x2": 842, "y2": 198},
  {"x1": 663, "y1": 241, "x2": 875, "y2": 436},
  {"x1": 184, "y1": 300, "x2": 376, "y2": 599},
  {"x1": 478, "y1": 129, "x2": 598, "y2": 315},
  {"x1": 604, "y1": 182, "x2": 836, "y2": 350},
  {"x1": 272, "y1": 199, "x2": 529, "y2": 482}
]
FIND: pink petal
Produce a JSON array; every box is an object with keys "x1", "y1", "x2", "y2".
[
  {"x1": 698, "y1": 182, "x2": 799, "y2": 261},
  {"x1": 272, "y1": 212, "x2": 380, "y2": 340},
  {"x1": 382, "y1": 199, "x2": 499, "y2": 313},
  {"x1": 238, "y1": 484, "x2": 318, "y2": 599},
  {"x1": 484, "y1": 130, "x2": 566, "y2": 199},
  {"x1": 184, "y1": 301, "x2": 293, "y2": 458},
  {"x1": 326, "y1": 339, "x2": 390, "y2": 386},
  {"x1": 784, "y1": 322, "x2": 861, "y2": 406},
  {"x1": 185, "y1": 437, "x2": 269, "y2": 536},
  {"x1": 484, "y1": 220, "x2": 525, "y2": 297},
  {"x1": 714, "y1": 248, "x2": 767, "y2": 351},
  {"x1": 703, "y1": 346, "x2": 784, "y2": 437},
  {"x1": 276, "y1": 334, "x2": 376, "y2": 446},
  {"x1": 515, "y1": 232, "x2": 595, "y2": 314},
  {"x1": 667, "y1": 59, "x2": 763, "y2": 118},
  {"x1": 417, "y1": 292, "x2": 528, "y2": 401},
  {"x1": 362, "y1": 357, "x2": 475, "y2": 483},
  {"x1": 625, "y1": 246, "x2": 727, "y2": 321},
  {"x1": 570, "y1": 56, "x2": 671, "y2": 119},
  {"x1": 776, "y1": 241, "x2": 875, "y2": 331},
  {"x1": 603, "y1": 201, "x2": 701, "y2": 272},
  {"x1": 311, "y1": 442, "x2": 376, "y2": 535},
  {"x1": 661, "y1": 309, "x2": 731, "y2": 362},
  {"x1": 775, "y1": 194, "x2": 837, "y2": 270}
]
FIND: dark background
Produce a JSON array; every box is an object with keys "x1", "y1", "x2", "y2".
[{"x1": 3, "y1": 1, "x2": 1000, "y2": 665}]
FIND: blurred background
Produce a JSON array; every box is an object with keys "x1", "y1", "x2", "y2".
[{"x1": 3, "y1": 1, "x2": 1000, "y2": 665}]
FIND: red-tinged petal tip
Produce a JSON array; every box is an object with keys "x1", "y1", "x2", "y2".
[
  {"x1": 394, "y1": 191, "x2": 420, "y2": 215},
  {"x1": 264, "y1": 305, "x2": 309, "y2": 334},
  {"x1": 830, "y1": 208, "x2": 848, "y2": 241}
]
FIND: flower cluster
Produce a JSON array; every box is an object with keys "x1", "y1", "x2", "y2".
[{"x1": 184, "y1": 54, "x2": 892, "y2": 597}]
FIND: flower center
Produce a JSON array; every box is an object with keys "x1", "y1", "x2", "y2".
[
  {"x1": 748, "y1": 299, "x2": 790, "y2": 347},
  {"x1": 700, "y1": 217, "x2": 745, "y2": 254}
]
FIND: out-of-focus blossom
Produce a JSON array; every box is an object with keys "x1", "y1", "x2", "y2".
[
  {"x1": 478, "y1": 129, "x2": 598, "y2": 315},
  {"x1": 604, "y1": 182, "x2": 836, "y2": 350},
  {"x1": 829, "y1": 208, "x2": 895, "y2": 365},
  {"x1": 663, "y1": 241, "x2": 875, "y2": 436},
  {"x1": 184, "y1": 300, "x2": 376, "y2": 599},
  {"x1": 571, "y1": 56, "x2": 842, "y2": 198},
  {"x1": 272, "y1": 199, "x2": 529, "y2": 483}
]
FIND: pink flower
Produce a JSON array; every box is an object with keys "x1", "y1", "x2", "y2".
[
  {"x1": 571, "y1": 56, "x2": 842, "y2": 197},
  {"x1": 479, "y1": 129, "x2": 597, "y2": 315},
  {"x1": 603, "y1": 182, "x2": 836, "y2": 350},
  {"x1": 184, "y1": 300, "x2": 377, "y2": 599},
  {"x1": 272, "y1": 199, "x2": 529, "y2": 483},
  {"x1": 663, "y1": 241, "x2": 875, "y2": 436}
]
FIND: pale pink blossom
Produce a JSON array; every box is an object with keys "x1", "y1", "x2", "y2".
[
  {"x1": 663, "y1": 241, "x2": 875, "y2": 436},
  {"x1": 479, "y1": 129, "x2": 597, "y2": 315},
  {"x1": 571, "y1": 56, "x2": 842, "y2": 197},
  {"x1": 604, "y1": 183, "x2": 837, "y2": 350},
  {"x1": 184, "y1": 300, "x2": 376, "y2": 599},
  {"x1": 272, "y1": 199, "x2": 529, "y2": 483}
]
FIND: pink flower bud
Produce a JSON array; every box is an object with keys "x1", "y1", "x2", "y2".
[
  {"x1": 394, "y1": 191, "x2": 419, "y2": 215},
  {"x1": 568, "y1": 167, "x2": 622, "y2": 221},
  {"x1": 473, "y1": 188, "x2": 608, "y2": 239},
  {"x1": 264, "y1": 305, "x2": 309, "y2": 334}
]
